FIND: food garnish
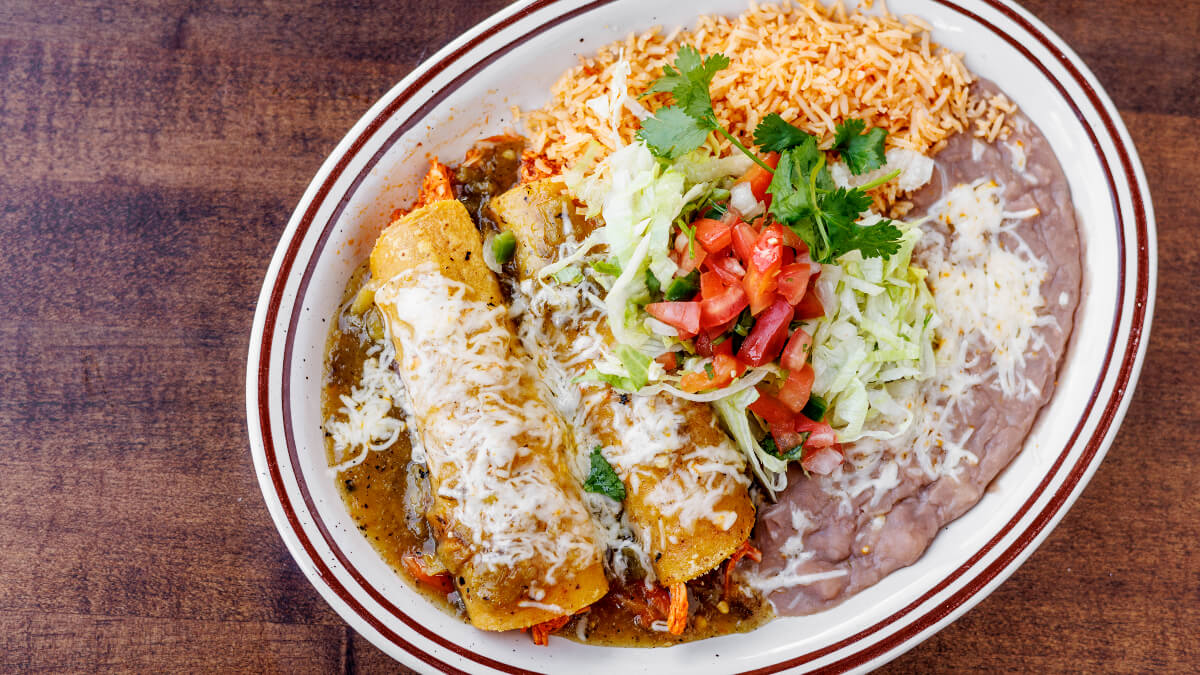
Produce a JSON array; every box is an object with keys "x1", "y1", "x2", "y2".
[
  {"x1": 638, "y1": 46, "x2": 903, "y2": 263},
  {"x1": 582, "y1": 446, "x2": 627, "y2": 502}
]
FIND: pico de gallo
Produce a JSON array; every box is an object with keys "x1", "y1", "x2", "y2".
[
  {"x1": 536, "y1": 49, "x2": 938, "y2": 496},
  {"x1": 643, "y1": 153, "x2": 845, "y2": 479}
]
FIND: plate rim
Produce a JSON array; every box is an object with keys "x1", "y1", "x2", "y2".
[{"x1": 245, "y1": 0, "x2": 1157, "y2": 672}]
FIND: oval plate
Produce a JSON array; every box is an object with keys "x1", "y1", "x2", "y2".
[{"x1": 246, "y1": 0, "x2": 1156, "y2": 672}]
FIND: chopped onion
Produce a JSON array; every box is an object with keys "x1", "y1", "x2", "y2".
[
  {"x1": 801, "y1": 446, "x2": 845, "y2": 475},
  {"x1": 730, "y1": 181, "x2": 763, "y2": 219},
  {"x1": 644, "y1": 317, "x2": 679, "y2": 337},
  {"x1": 481, "y1": 231, "x2": 502, "y2": 274}
]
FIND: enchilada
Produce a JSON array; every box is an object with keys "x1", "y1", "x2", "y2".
[
  {"x1": 488, "y1": 180, "x2": 756, "y2": 591},
  {"x1": 369, "y1": 199, "x2": 609, "y2": 632}
]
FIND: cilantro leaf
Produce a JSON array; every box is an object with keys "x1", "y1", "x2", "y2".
[
  {"x1": 757, "y1": 435, "x2": 777, "y2": 455},
  {"x1": 646, "y1": 46, "x2": 729, "y2": 120},
  {"x1": 638, "y1": 47, "x2": 730, "y2": 159},
  {"x1": 822, "y1": 186, "x2": 873, "y2": 221},
  {"x1": 769, "y1": 146, "x2": 901, "y2": 262},
  {"x1": 767, "y1": 143, "x2": 826, "y2": 257},
  {"x1": 832, "y1": 118, "x2": 866, "y2": 146},
  {"x1": 833, "y1": 119, "x2": 887, "y2": 175},
  {"x1": 644, "y1": 267, "x2": 661, "y2": 296},
  {"x1": 827, "y1": 214, "x2": 903, "y2": 260},
  {"x1": 637, "y1": 106, "x2": 712, "y2": 160},
  {"x1": 638, "y1": 47, "x2": 773, "y2": 172},
  {"x1": 583, "y1": 446, "x2": 626, "y2": 501},
  {"x1": 753, "y1": 113, "x2": 813, "y2": 153},
  {"x1": 802, "y1": 394, "x2": 828, "y2": 421}
]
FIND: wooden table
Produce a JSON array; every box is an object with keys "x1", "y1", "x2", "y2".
[{"x1": 0, "y1": 0, "x2": 1194, "y2": 672}]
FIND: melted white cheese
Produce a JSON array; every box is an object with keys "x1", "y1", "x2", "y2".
[
  {"x1": 375, "y1": 264, "x2": 599, "y2": 592},
  {"x1": 325, "y1": 315, "x2": 411, "y2": 474},
  {"x1": 923, "y1": 180, "x2": 1054, "y2": 402},
  {"x1": 512, "y1": 260, "x2": 748, "y2": 579},
  {"x1": 747, "y1": 510, "x2": 849, "y2": 595}
]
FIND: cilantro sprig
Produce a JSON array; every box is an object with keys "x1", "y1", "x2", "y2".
[
  {"x1": 833, "y1": 118, "x2": 888, "y2": 174},
  {"x1": 636, "y1": 48, "x2": 904, "y2": 262},
  {"x1": 637, "y1": 47, "x2": 772, "y2": 171},
  {"x1": 765, "y1": 128, "x2": 902, "y2": 262}
]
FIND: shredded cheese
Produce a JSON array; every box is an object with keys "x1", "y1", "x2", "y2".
[
  {"x1": 324, "y1": 305, "x2": 418, "y2": 473},
  {"x1": 511, "y1": 253, "x2": 748, "y2": 579},
  {"x1": 375, "y1": 265, "x2": 600, "y2": 595}
]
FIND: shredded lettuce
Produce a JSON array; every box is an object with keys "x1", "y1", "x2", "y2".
[
  {"x1": 712, "y1": 386, "x2": 788, "y2": 498},
  {"x1": 805, "y1": 217, "x2": 938, "y2": 442},
  {"x1": 563, "y1": 139, "x2": 745, "y2": 377}
]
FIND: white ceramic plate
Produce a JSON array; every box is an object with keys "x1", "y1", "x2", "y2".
[{"x1": 246, "y1": 0, "x2": 1156, "y2": 672}]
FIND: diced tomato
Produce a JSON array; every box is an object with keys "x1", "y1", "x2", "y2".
[
  {"x1": 674, "y1": 232, "x2": 707, "y2": 275},
  {"x1": 763, "y1": 222, "x2": 801, "y2": 250},
  {"x1": 679, "y1": 352, "x2": 744, "y2": 393},
  {"x1": 700, "y1": 271, "x2": 727, "y2": 299},
  {"x1": 401, "y1": 554, "x2": 455, "y2": 594},
  {"x1": 780, "y1": 246, "x2": 795, "y2": 268},
  {"x1": 794, "y1": 241, "x2": 813, "y2": 262},
  {"x1": 737, "y1": 297, "x2": 794, "y2": 366},
  {"x1": 715, "y1": 352, "x2": 746, "y2": 380},
  {"x1": 771, "y1": 424, "x2": 808, "y2": 456},
  {"x1": 777, "y1": 364, "x2": 815, "y2": 413},
  {"x1": 801, "y1": 445, "x2": 844, "y2": 475},
  {"x1": 678, "y1": 370, "x2": 709, "y2": 393},
  {"x1": 655, "y1": 352, "x2": 679, "y2": 372},
  {"x1": 646, "y1": 301, "x2": 701, "y2": 336},
  {"x1": 703, "y1": 253, "x2": 746, "y2": 285},
  {"x1": 795, "y1": 417, "x2": 837, "y2": 448},
  {"x1": 711, "y1": 336, "x2": 734, "y2": 357},
  {"x1": 731, "y1": 223, "x2": 759, "y2": 263},
  {"x1": 743, "y1": 267, "x2": 778, "y2": 315},
  {"x1": 694, "y1": 218, "x2": 732, "y2": 254},
  {"x1": 794, "y1": 287, "x2": 825, "y2": 319},
  {"x1": 699, "y1": 283, "x2": 749, "y2": 329},
  {"x1": 777, "y1": 263, "x2": 813, "y2": 305},
  {"x1": 749, "y1": 227, "x2": 785, "y2": 273},
  {"x1": 738, "y1": 152, "x2": 780, "y2": 202},
  {"x1": 696, "y1": 329, "x2": 734, "y2": 357},
  {"x1": 780, "y1": 328, "x2": 813, "y2": 371},
  {"x1": 748, "y1": 388, "x2": 794, "y2": 426}
]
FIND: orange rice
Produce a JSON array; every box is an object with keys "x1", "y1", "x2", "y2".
[{"x1": 519, "y1": 0, "x2": 1015, "y2": 213}]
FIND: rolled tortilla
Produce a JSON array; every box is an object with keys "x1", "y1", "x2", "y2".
[
  {"x1": 369, "y1": 199, "x2": 608, "y2": 631},
  {"x1": 489, "y1": 180, "x2": 755, "y2": 586}
]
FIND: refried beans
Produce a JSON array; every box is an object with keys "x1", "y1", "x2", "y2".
[{"x1": 750, "y1": 81, "x2": 1083, "y2": 614}]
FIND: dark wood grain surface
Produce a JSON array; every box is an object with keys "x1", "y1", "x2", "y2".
[{"x1": 0, "y1": 0, "x2": 1194, "y2": 672}]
